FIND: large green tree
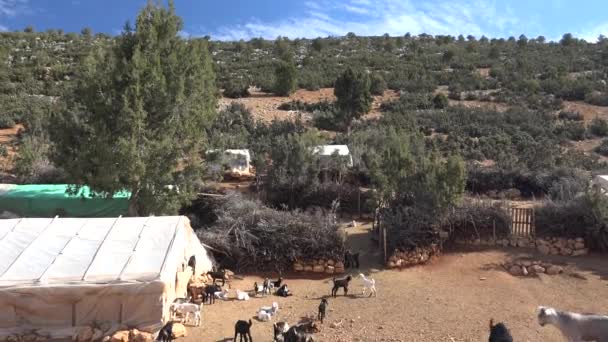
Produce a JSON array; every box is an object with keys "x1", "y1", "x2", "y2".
[
  {"x1": 273, "y1": 59, "x2": 297, "y2": 96},
  {"x1": 334, "y1": 67, "x2": 372, "y2": 132},
  {"x1": 50, "y1": 0, "x2": 216, "y2": 216}
]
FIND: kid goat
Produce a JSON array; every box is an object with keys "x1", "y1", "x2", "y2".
[
  {"x1": 538, "y1": 306, "x2": 608, "y2": 341},
  {"x1": 358, "y1": 273, "x2": 377, "y2": 297}
]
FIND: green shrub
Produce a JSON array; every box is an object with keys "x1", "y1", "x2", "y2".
[
  {"x1": 585, "y1": 92, "x2": 608, "y2": 106},
  {"x1": 274, "y1": 60, "x2": 297, "y2": 96},
  {"x1": 558, "y1": 110, "x2": 583, "y2": 121},
  {"x1": 432, "y1": 93, "x2": 449, "y2": 109},
  {"x1": 0, "y1": 145, "x2": 7, "y2": 157},
  {"x1": 0, "y1": 115, "x2": 15, "y2": 129},
  {"x1": 223, "y1": 78, "x2": 250, "y2": 98},
  {"x1": 556, "y1": 121, "x2": 587, "y2": 140},
  {"x1": 595, "y1": 139, "x2": 608, "y2": 156},
  {"x1": 312, "y1": 110, "x2": 340, "y2": 131},
  {"x1": 590, "y1": 117, "x2": 608, "y2": 136},
  {"x1": 370, "y1": 73, "x2": 387, "y2": 95}
]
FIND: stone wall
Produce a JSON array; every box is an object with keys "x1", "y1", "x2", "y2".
[
  {"x1": 455, "y1": 236, "x2": 588, "y2": 256},
  {"x1": 386, "y1": 244, "x2": 440, "y2": 268},
  {"x1": 293, "y1": 259, "x2": 345, "y2": 274}
]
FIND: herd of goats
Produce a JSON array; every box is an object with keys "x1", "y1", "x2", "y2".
[{"x1": 159, "y1": 256, "x2": 608, "y2": 341}]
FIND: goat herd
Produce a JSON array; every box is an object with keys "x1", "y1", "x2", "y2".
[
  {"x1": 162, "y1": 268, "x2": 377, "y2": 342},
  {"x1": 163, "y1": 256, "x2": 608, "y2": 341}
]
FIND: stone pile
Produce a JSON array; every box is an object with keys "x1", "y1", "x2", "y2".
[
  {"x1": 503, "y1": 259, "x2": 564, "y2": 277},
  {"x1": 386, "y1": 244, "x2": 440, "y2": 268},
  {"x1": 455, "y1": 236, "x2": 588, "y2": 256},
  {"x1": 293, "y1": 259, "x2": 345, "y2": 274}
]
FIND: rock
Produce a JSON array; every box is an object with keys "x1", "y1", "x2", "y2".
[
  {"x1": 549, "y1": 248, "x2": 560, "y2": 255},
  {"x1": 574, "y1": 242, "x2": 585, "y2": 250},
  {"x1": 293, "y1": 263, "x2": 304, "y2": 272},
  {"x1": 575, "y1": 237, "x2": 585, "y2": 243},
  {"x1": 560, "y1": 248, "x2": 573, "y2": 256},
  {"x1": 387, "y1": 261, "x2": 396, "y2": 268},
  {"x1": 473, "y1": 238, "x2": 481, "y2": 245},
  {"x1": 521, "y1": 260, "x2": 532, "y2": 267},
  {"x1": 172, "y1": 323, "x2": 187, "y2": 338},
  {"x1": 130, "y1": 329, "x2": 154, "y2": 342},
  {"x1": 517, "y1": 240, "x2": 528, "y2": 248},
  {"x1": 102, "y1": 337, "x2": 110, "y2": 342},
  {"x1": 522, "y1": 266, "x2": 529, "y2": 276},
  {"x1": 546, "y1": 265, "x2": 563, "y2": 275},
  {"x1": 77, "y1": 326, "x2": 94, "y2": 342},
  {"x1": 22, "y1": 335, "x2": 36, "y2": 342},
  {"x1": 334, "y1": 261, "x2": 344, "y2": 269},
  {"x1": 509, "y1": 265, "x2": 523, "y2": 276},
  {"x1": 389, "y1": 255, "x2": 398, "y2": 263},
  {"x1": 327, "y1": 259, "x2": 335, "y2": 266},
  {"x1": 334, "y1": 266, "x2": 345, "y2": 273},
  {"x1": 572, "y1": 249, "x2": 589, "y2": 256},
  {"x1": 109, "y1": 331, "x2": 129, "y2": 342},
  {"x1": 313, "y1": 265, "x2": 325, "y2": 273},
  {"x1": 509, "y1": 239, "x2": 518, "y2": 247},
  {"x1": 538, "y1": 245, "x2": 550, "y2": 255},
  {"x1": 303, "y1": 265, "x2": 313, "y2": 272},
  {"x1": 530, "y1": 265, "x2": 545, "y2": 274},
  {"x1": 479, "y1": 277, "x2": 487, "y2": 281},
  {"x1": 92, "y1": 329, "x2": 103, "y2": 341},
  {"x1": 325, "y1": 266, "x2": 335, "y2": 274}
]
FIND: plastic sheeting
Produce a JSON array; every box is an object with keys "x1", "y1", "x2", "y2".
[{"x1": 0, "y1": 216, "x2": 213, "y2": 338}]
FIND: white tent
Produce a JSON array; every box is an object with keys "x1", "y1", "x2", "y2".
[
  {"x1": 0, "y1": 216, "x2": 213, "y2": 339},
  {"x1": 313, "y1": 145, "x2": 354, "y2": 168}
]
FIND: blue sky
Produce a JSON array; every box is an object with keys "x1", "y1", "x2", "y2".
[{"x1": 1, "y1": 0, "x2": 608, "y2": 42}]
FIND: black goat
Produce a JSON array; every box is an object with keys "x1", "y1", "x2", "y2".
[
  {"x1": 272, "y1": 276, "x2": 283, "y2": 288},
  {"x1": 207, "y1": 268, "x2": 227, "y2": 286},
  {"x1": 344, "y1": 250, "x2": 360, "y2": 269},
  {"x1": 273, "y1": 321, "x2": 289, "y2": 342},
  {"x1": 156, "y1": 321, "x2": 173, "y2": 342},
  {"x1": 234, "y1": 319, "x2": 253, "y2": 342},
  {"x1": 318, "y1": 298, "x2": 328, "y2": 323},
  {"x1": 203, "y1": 284, "x2": 222, "y2": 304},
  {"x1": 283, "y1": 324, "x2": 314, "y2": 342},
  {"x1": 331, "y1": 275, "x2": 352, "y2": 297},
  {"x1": 276, "y1": 284, "x2": 293, "y2": 297},
  {"x1": 488, "y1": 319, "x2": 513, "y2": 342},
  {"x1": 187, "y1": 255, "x2": 196, "y2": 275}
]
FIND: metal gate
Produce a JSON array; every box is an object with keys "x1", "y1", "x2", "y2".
[{"x1": 510, "y1": 207, "x2": 535, "y2": 237}]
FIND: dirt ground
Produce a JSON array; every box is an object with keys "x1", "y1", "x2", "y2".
[
  {"x1": 182, "y1": 223, "x2": 608, "y2": 342},
  {"x1": 218, "y1": 88, "x2": 399, "y2": 123}
]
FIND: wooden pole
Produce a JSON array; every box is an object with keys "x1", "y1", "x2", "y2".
[{"x1": 383, "y1": 226, "x2": 387, "y2": 263}]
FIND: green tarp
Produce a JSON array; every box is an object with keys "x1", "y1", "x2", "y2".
[{"x1": 0, "y1": 184, "x2": 130, "y2": 217}]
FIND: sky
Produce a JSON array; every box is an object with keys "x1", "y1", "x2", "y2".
[{"x1": 1, "y1": 0, "x2": 608, "y2": 42}]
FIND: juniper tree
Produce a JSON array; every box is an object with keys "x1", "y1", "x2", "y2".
[
  {"x1": 50, "y1": 0, "x2": 216, "y2": 216},
  {"x1": 334, "y1": 67, "x2": 372, "y2": 132}
]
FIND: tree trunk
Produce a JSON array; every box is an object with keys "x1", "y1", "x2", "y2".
[{"x1": 128, "y1": 189, "x2": 140, "y2": 217}]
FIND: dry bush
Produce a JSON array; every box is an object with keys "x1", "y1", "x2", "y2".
[{"x1": 198, "y1": 192, "x2": 344, "y2": 272}]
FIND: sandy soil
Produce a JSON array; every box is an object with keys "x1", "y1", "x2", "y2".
[
  {"x1": 562, "y1": 101, "x2": 608, "y2": 121},
  {"x1": 0, "y1": 124, "x2": 22, "y2": 181},
  {"x1": 218, "y1": 88, "x2": 399, "y2": 123},
  {"x1": 182, "y1": 223, "x2": 608, "y2": 342}
]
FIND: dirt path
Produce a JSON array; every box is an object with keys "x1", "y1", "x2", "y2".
[{"x1": 183, "y1": 225, "x2": 608, "y2": 342}]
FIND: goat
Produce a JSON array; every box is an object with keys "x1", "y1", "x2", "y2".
[
  {"x1": 276, "y1": 284, "x2": 293, "y2": 297},
  {"x1": 263, "y1": 278, "x2": 273, "y2": 294},
  {"x1": 214, "y1": 288, "x2": 230, "y2": 301},
  {"x1": 284, "y1": 325, "x2": 315, "y2": 342},
  {"x1": 272, "y1": 276, "x2": 283, "y2": 289},
  {"x1": 331, "y1": 275, "x2": 352, "y2": 297},
  {"x1": 344, "y1": 250, "x2": 360, "y2": 269},
  {"x1": 537, "y1": 306, "x2": 608, "y2": 341},
  {"x1": 317, "y1": 298, "x2": 328, "y2": 323},
  {"x1": 358, "y1": 273, "x2": 377, "y2": 297},
  {"x1": 234, "y1": 319, "x2": 253, "y2": 342},
  {"x1": 156, "y1": 321, "x2": 173, "y2": 342},
  {"x1": 254, "y1": 281, "x2": 266, "y2": 297},
  {"x1": 187, "y1": 255, "x2": 196, "y2": 275},
  {"x1": 169, "y1": 302, "x2": 201, "y2": 326},
  {"x1": 488, "y1": 319, "x2": 513, "y2": 342},
  {"x1": 172, "y1": 296, "x2": 191, "y2": 304},
  {"x1": 274, "y1": 322, "x2": 290, "y2": 341},
  {"x1": 258, "y1": 302, "x2": 279, "y2": 321},
  {"x1": 207, "y1": 268, "x2": 227, "y2": 286},
  {"x1": 236, "y1": 289, "x2": 250, "y2": 301},
  {"x1": 203, "y1": 284, "x2": 222, "y2": 304}
]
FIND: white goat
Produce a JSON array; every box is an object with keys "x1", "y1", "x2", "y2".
[
  {"x1": 236, "y1": 289, "x2": 250, "y2": 301},
  {"x1": 538, "y1": 306, "x2": 608, "y2": 341},
  {"x1": 170, "y1": 302, "x2": 201, "y2": 326},
  {"x1": 258, "y1": 302, "x2": 279, "y2": 321},
  {"x1": 214, "y1": 288, "x2": 230, "y2": 301},
  {"x1": 359, "y1": 273, "x2": 377, "y2": 297}
]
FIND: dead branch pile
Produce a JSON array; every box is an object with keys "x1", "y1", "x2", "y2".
[
  {"x1": 197, "y1": 192, "x2": 344, "y2": 272},
  {"x1": 441, "y1": 200, "x2": 511, "y2": 241}
]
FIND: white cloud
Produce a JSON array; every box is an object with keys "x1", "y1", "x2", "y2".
[
  {"x1": 0, "y1": 0, "x2": 28, "y2": 17},
  {"x1": 578, "y1": 22, "x2": 608, "y2": 42},
  {"x1": 207, "y1": 0, "x2": 520, "y2": 41}
]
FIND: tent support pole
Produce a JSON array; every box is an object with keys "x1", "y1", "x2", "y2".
[
  {"x1": 82, "y1": 216, "x2": 122, "y2": 281},
  {"x1": 0, "y1": 218, "x2": 23, "y2": 241},
  {"x1": 37, "y1": 219, "x2": 90, "y2": 283}
]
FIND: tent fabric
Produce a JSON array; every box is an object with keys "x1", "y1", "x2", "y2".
[
  {"x1": 0, "y1": 184, "x2": 130, "y2": 217},
  {"x1": 0, "y1": 216, "x2": 213, "y2": 338}
]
